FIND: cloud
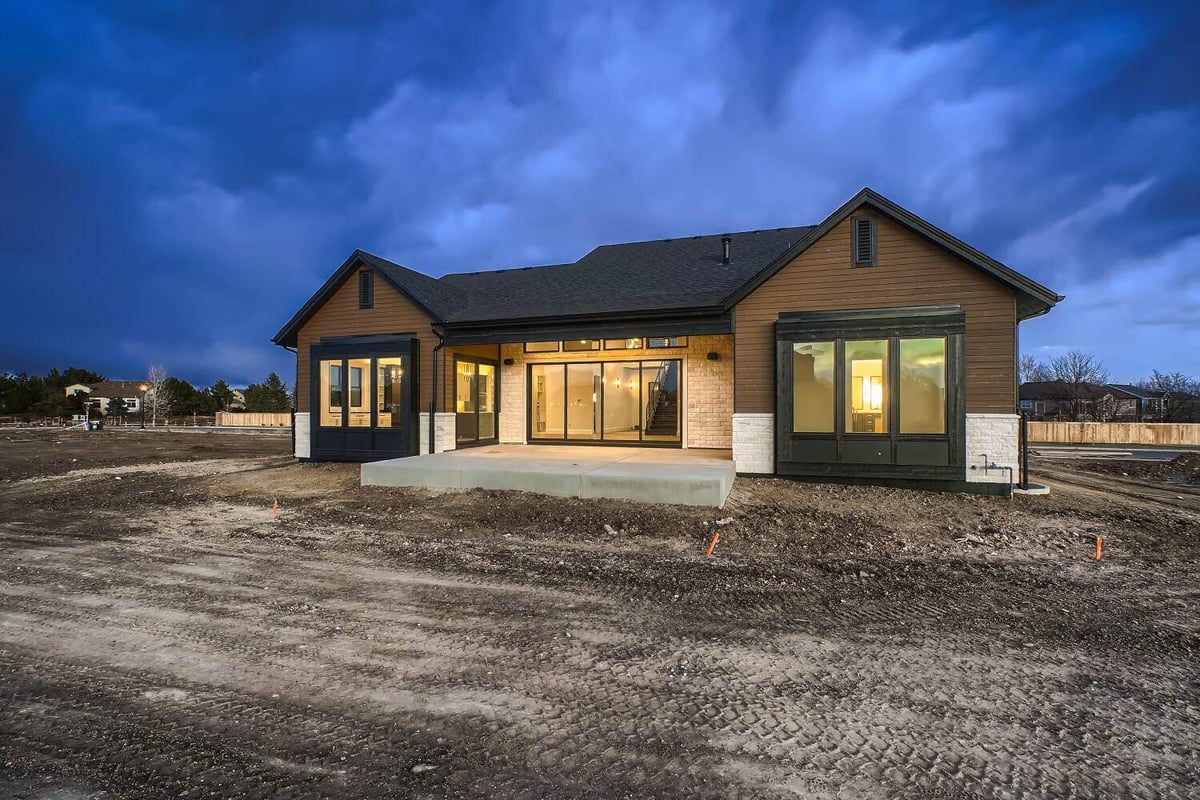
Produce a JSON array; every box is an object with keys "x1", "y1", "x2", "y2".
[{"x1": 0, "y1": 0, "x2": 1197, "y2": 385}]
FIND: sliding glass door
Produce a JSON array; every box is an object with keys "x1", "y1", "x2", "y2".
[{"x1": 528, "y1": 359, "x2": 681, "y2": 445}]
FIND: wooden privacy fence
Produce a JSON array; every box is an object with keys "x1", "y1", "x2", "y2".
[
  {"x1": 1030, "y1": 421, "x2": 1200, "y2": 447},
  {"x1": 216, "y1": 411, "x2": 292, "y2": 428}
]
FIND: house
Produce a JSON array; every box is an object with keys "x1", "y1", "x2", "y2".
[
  {"x1": 1103, "y1": 384, "x2": 1168, "y2": 421},
  {"x1": 229, "y1": 389, "x2": 247, "y2": 410},
  {"x1": 273, "y1": 188, "x2": 1062, "y2": 493},
  {"x1": 1019, "y1": 381, "x2": 1171, "y2": 422},
  {"x1": 66, "y1": 381, "x2": 147, "y2": 416},
  {"x1": 1019, "y1": 381, "x2": 1106, "y2": 420}
]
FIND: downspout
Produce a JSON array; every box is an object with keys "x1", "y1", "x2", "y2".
[
  {"x1": 430, "y1": 326, "x2": 446, "y2": 454},
  {"x1": 284, "y1": 345, "x2": 298, "y2": 456}
]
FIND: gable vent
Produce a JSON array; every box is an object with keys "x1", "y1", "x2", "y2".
[
  {"x1": 852, "y1": 217, "x2": 876, "y2": 266},
  {"x1": 358, "y1": 270, "x2": 374, "y2": 309}
]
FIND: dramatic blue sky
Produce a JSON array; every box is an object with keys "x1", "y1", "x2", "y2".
[{"x1": 2, "y1": 1, "x2": 1197, "y2": 387}]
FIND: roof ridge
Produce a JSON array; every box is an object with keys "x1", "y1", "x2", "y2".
[{"x1": 591, "y1": 224, "x2": 815, "y2": 250}]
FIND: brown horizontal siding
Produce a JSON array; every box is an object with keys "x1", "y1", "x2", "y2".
[
  {"x1": 735, "y1": 212, "x2": 1017, "y2": 414},
  {"x1": 296, "y1": 269, "x2": 436, "y2": 412}
]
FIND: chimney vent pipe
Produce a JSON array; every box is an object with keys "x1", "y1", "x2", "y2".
[{"x1": 721, "y1": 235, "x2": 732, "y2": 264}]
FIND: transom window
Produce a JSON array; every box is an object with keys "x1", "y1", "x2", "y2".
[{"x1": 527, "y1": 336, "x2": 688, "y2": 353}]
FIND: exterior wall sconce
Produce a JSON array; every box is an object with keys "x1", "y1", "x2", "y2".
[
  {"x1": 503, "y1": 358, "x2": 515, "y2": 366},
  {"x1": 706, "y1": 352, "x2": 720, "y2": 361}
]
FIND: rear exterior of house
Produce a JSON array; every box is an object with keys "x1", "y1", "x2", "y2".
[{"x1": 273, "y1": 188, "x2": 1062, "y2": 493}]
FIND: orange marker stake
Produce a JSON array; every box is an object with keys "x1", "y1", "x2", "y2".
[
  {"x1": 271, "y1": 498, "x2": 278, "y2": 522},
  {"x1": 1094, "y1": 536, "x2": 1103, "y2": 561},
  {"x1": 705, "y1": 531, "x2": 721, "y2": 557}
]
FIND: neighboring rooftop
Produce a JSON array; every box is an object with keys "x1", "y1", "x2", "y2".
[{"x1": 82, "y1": 381, "x2": 146, "y2": 397}]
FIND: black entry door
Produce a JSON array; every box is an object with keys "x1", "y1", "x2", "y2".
[
  {"x1": 455, "y1": 356, "x2": 498, "y2": 446},
  {"x1": 310, "y1": 336, "x2": 419, "y2": 461}
]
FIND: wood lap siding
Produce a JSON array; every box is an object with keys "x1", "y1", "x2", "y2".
[
  {"x1": 734, "y1": 212, "x2": 1017, "y2": 414},
  {"x1": 296, "y1": 272, "x2": 436, "y2": 412}
]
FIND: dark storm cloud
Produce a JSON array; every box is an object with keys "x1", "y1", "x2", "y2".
[{"x1": 1, "y1": 0, "x2": 1197, "y2": 386}]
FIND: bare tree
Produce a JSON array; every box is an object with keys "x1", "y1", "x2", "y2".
[
  {"x1": 146, "y1": 364, "x2": 173, "y2": 427},
  {"x1": 1138, "y1": 370, "x2": 1200, "y2": 422},
  {"x1": 1019, "y1": 354, "x2": 1052, "y2": 383},
  {"x1": 1048, "y1": 350, "x2": 1107, "y2": 420}
]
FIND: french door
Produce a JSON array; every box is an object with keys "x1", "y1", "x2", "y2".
[{"x1": 309, "y1": 336, "x2": 419, "y2": 462}]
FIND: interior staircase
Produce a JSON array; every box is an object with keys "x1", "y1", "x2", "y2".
[{"x1": 644, "y1": 361, "x2": 679, "y2": 437}]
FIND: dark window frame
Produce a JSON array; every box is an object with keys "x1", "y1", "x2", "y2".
[
  {"x1": 454, "y1": 354, "x2": 500, "y2": 446},
  {"x1": 523, "y1": 341, "x2": 561, "y2": 354},
  {"x1": 646, "y1": 336, "x2": 688, "y2": 349},
  {"x1": 851, "y1": 216, "x2": 877, "y2": 267},
  {"x1": 525, "y1": 358, "x2": 683, "y2": 447},
  {"x1": 775, "y1": 306, "x2": 965, "y2": 480}
]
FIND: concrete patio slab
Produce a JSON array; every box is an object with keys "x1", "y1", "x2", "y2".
[{"x1": 360, "y1": 445, "x2": 735, "y2": 507}]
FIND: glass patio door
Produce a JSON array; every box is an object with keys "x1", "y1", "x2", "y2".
[{"x1": 456, "y1": 357, "x2": 498, "y2": 446}]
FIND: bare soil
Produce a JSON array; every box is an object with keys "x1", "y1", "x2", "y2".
[
  {"x1": 1065, "y1": 451, "x2": 1200, "y2": 486},
  {"x1": 1, "y1": 429, "x2": 1197, "y2": 798}
]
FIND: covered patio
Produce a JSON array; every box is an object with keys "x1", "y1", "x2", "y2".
[{"x1": 361, "y1": 445, "x2": 736, "y2": 507}]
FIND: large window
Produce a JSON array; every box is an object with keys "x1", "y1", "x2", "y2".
[
  {"x1": 377, "y1": 358, "x2": 404, "y2": 428},
  {"x1": 531, "y1": 359, "x2": 681, "y2": 444},
  {"x1": 348, "y1": 358, "x2": 371, "y2": 427},
  {"x1": 846, "y1": 340, "x2": 888, "y2": 434},
  {"x1": 321, "y1": 360, "x2": 343, "y2": 427},
  {"x1": 789, "y1": 337, "x2": 949, "y2": 436},
  {"x1": 899, "y1": 338, "x2": 946, "y2": 434},
  {"x1": 792, "y1": 342, "x2": 835, "y2": 433}
]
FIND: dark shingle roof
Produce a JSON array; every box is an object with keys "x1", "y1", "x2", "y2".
[
  {"x1": 273, "y1": 187, "x2": 1064, "y2": 347},
  {"x1": 1019, "y1": 381, "x2": 1109, "y2": 400},
  {"x1": 1104, "y1": 383, "x2": 1164, "y2": 400},
  {"x1": 86, "y1": 381, "x2": 146, "y2": 397},
  {"x1": 435, "y1": 227, "x2": 813, "y2": 322}
]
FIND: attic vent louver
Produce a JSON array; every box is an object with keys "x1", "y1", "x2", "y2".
[
  {"x1": 358, "y1": 270, "x2": 374, "y2": 308},
  {"x1": 721, "y1": 235, "x2": 732, "y2": 264},
  {"x1": 852, "y1": 217, "x2": 876, "y2": 266}
]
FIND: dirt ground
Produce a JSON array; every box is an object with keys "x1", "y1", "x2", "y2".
[{"x1": 1, "y1": 429, "x2": 1197, "y2": 799}]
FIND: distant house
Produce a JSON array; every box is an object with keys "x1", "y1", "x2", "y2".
[
  {"x1": 66, "y1": 381, "x2": 147, "y2": 415},
  {"x1": 1019, "y1": 381, "x2": 1171, "y2": 422},
  {"x1": 1103, "y1": 384, "x2": 1168, "y2": 421},
  {"x1": 1019, "y1": 381, "x2": 1106, "y2": 420},
  {"x1": 230, "y1": 389, "x2": 247, "y2": 410}
]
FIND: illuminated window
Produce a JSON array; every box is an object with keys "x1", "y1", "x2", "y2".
[
  {"x1": 792, "y1": 342, "x2": 835, "y2": 433},
  {"x1": 846, "y1": 340, "x2": 887, "y2": 433},
  {"x1": 899, "y1": 338, "x2": 946, "y2": 434}
]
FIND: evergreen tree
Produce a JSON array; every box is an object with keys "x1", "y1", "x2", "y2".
[{"x1": 245, "y1": 373, "x2": 291, "y2": 412}]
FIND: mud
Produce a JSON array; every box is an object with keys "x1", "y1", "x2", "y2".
[{"x1": 0, "y1": 429, "x2": 1197, "y2": 798}]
